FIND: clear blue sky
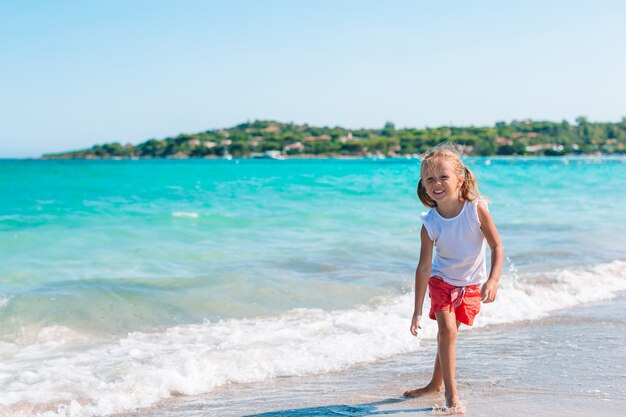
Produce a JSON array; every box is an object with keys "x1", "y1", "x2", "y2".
[{"x1": 1, "y1": 0, "x2": 625, "y2": 157}]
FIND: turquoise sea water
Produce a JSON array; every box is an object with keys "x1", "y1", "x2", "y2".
[{"x1": 1, "y1": 157, "x2": 625, "y2": 416}]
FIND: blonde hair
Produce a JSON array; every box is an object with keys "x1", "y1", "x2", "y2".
[{"x1": 417, "y1": 143, "x2": 480, "y2": 208}]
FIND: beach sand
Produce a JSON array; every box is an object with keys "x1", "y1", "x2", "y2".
[{"x1": 119, "y1": 293, "x2": 626, "y2": 417}]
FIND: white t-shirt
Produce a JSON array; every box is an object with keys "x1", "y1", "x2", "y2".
[{"x1": 420, "y1": 199, "x2": 487, "y2": 286}]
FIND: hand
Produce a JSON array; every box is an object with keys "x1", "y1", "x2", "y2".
[
  {"x1": 481, "y1": 278, "x2": 499, "y2": 303},
  {"x1": 410, "y1": 313, "x2": 422, "y2": 336}
]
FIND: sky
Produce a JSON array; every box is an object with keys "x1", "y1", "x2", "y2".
[{"x1": 1, "y1": 0, "x2": 625, "y2": 158}]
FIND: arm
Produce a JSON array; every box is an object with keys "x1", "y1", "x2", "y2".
[
  {"x1": 410, "y1": 225, "x2": 433, "y2": 336},
  {"x1": 477, "y1": 202, "x2": 504, "y2": 303}
]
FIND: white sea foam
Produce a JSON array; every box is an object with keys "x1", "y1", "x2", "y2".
[
  {"x1": 171, "y1": 212, "x2": 199, "y2": 218},
  {"x1": 1, "y1": 260, "x2": 625, "y2": 417}
]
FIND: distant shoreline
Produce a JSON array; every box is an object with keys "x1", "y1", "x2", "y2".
[
  {"x1": 0, "y1": 152, "x2": 622, "y2": 161},
  {"x1": 38, "y1": 119, "x2": 626, "y2": 160}
]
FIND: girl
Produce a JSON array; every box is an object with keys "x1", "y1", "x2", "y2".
[{"x1": 404, "y1": 145, "x2": 503, "y2": 410}]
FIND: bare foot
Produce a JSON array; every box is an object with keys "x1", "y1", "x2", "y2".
[
  {"x1": 403, "y1": 383, "x2": 441, "y2": 398},
  {"x1": 445, "y1": 391, "x2": 458, "y2": 408}
]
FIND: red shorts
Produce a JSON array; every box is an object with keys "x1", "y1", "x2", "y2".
[{"x1": 428, "y1": 276, "x2": 481, "y2": 326}]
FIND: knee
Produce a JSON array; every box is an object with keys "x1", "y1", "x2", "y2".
[{"x1": 438, "y1": 325, "x2": 457, "y2": 343}]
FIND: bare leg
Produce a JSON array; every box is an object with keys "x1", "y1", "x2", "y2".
[
  {"x1": 435, "y1": 311, "x2": 459, "y2": 408},
  {"x1": 404, "y1": 320, "x2": 461, "y2": 398},
  {"x1": 403, "y1": 351, "x2": 442, "y2": 397}
]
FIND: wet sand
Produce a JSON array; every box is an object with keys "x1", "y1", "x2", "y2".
[{"x1": 119, "y1": 293, "x2": 626, "y2": 417}]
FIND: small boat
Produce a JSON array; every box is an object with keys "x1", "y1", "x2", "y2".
[{"x1": 252, "y1": 150, "x2": 285, "y2": 160}]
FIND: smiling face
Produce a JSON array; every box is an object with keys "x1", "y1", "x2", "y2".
[{"x1": 420, "y1": 158, "x2": 464, "y2": 204}]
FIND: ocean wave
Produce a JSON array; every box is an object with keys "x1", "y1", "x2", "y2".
[
  {"x1": 0, "y1": 297, "x2": 11, "y2": 309},
  {"x1": 171, "y1": 211, "x2": 199, "y2": 218},
  {"x1": 1, "y1": 260, "x2": 625, "y2": 417}
]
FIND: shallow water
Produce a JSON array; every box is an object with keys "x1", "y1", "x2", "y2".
[
  {"x1": 117, "y1": 293, "x2": 626, "y2": 417},
  {"x1": 0, "y1": 157, "x2": 625, "y2": 416}
]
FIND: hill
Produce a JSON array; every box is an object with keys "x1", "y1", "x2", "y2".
[{"x1": 42, "y1": 117, "x2": 626, "y2": 159}]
